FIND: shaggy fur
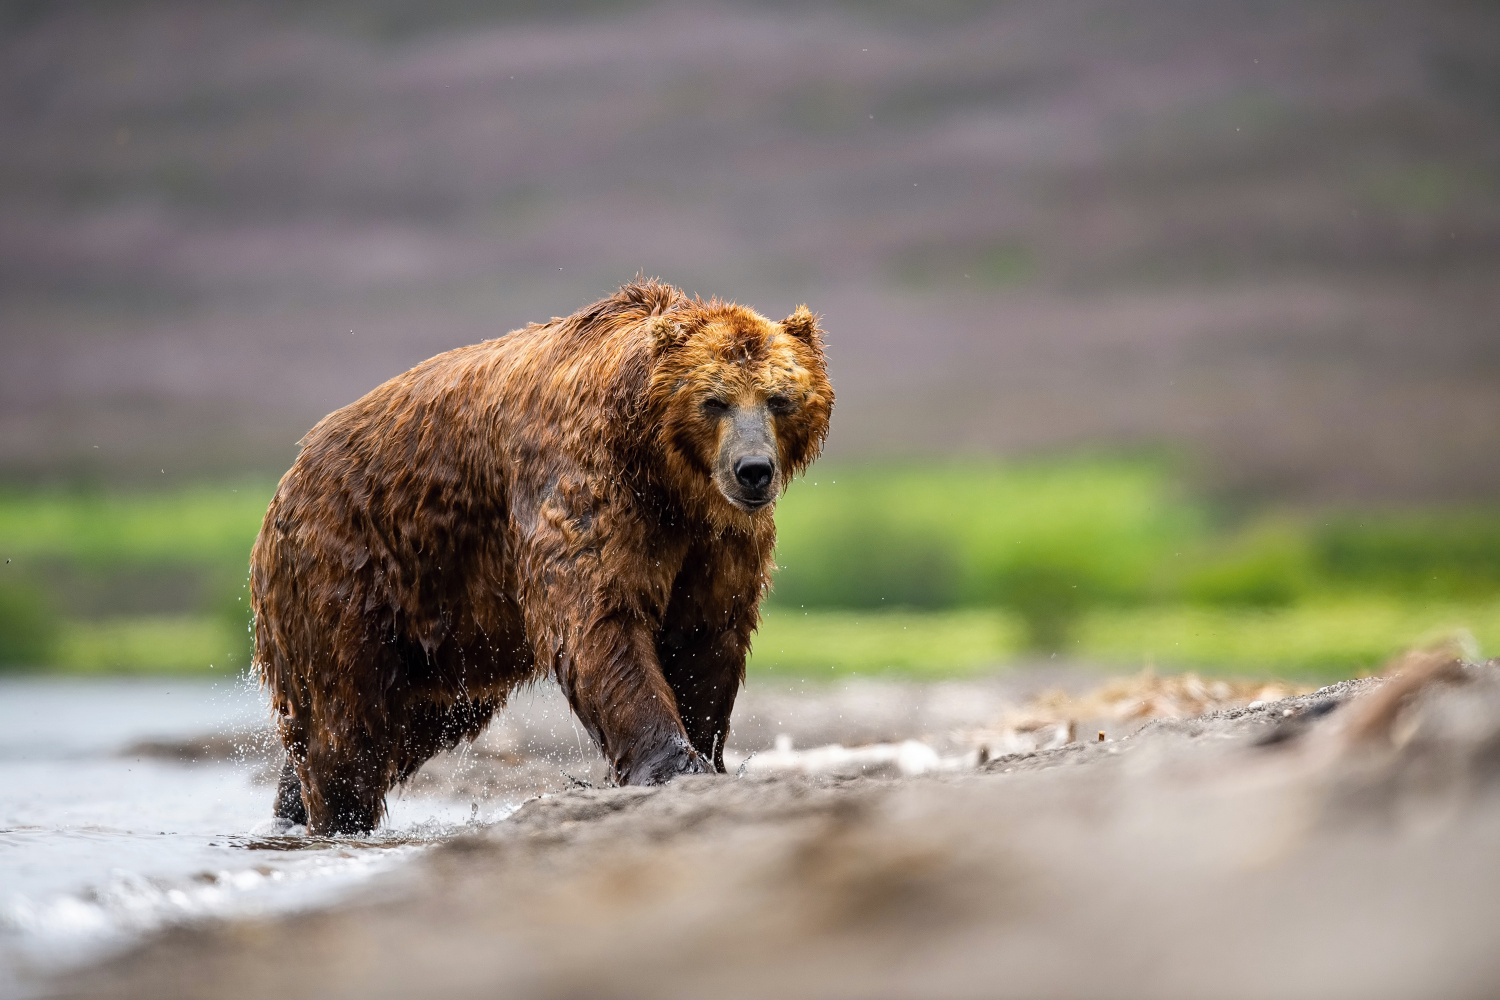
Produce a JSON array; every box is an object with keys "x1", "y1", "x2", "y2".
[{"x1": 250, "y1": 280, "x2": 833, "y2": 834}]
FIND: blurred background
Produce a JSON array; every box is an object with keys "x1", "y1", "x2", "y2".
[{"x1": 1, "y1": 0, "x2": 1498, "y2": 678}]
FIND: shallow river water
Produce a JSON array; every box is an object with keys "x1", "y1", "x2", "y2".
[
  {"x1": 0, "y1": 676, "x2": 517, "y2": 996},
  {"x1": 0, "y1": 669, "x2": 1057, "y2": 996}
]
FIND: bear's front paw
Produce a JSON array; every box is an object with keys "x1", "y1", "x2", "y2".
[{"x1": 620, "y1": 735, "x2": 713, "y2": 786}]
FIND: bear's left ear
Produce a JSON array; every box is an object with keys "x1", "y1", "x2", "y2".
[
  {"x1": 647, "y1": 315, "x2": 693, "y2": 353},
  {"x1": 782, "y1": 306, "x2": 822, "y2": 345}
]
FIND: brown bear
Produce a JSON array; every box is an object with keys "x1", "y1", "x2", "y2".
[{"x1": 250, "y1": 279, "x2": 833, "y2": 834}]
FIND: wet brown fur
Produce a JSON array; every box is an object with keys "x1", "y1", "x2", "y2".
[{"x1": 250, "y1": 280, "x2": 833, "y2": 834}]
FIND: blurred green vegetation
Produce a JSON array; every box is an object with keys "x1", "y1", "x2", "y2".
[
  {"x1": 1, "y1": 458, "x2": 1498, "y2": 679},
  {"x1": 0, "y1": 482, "x2": 267, "y2": 672},
  {"x1": 56, "y1": 615, "x2": 248, "y2": 674},
  {"x1": 770, "y1": 457, "x2": 1199, "y2": 649},
  {"x1": 764, "y1": 456, "x2": 1500, "y2": 677},
  {"x1": 749, "y1": 601, "x2": 1500, "y2": 683},
  {"x1": 0, "y1": 579, "x2": 59, "y2": 666},
  {"x1": 750, "y1": 609, "x2": 1023, "y2": 680},
  {"x1": 771, "y1": 458, "x2": 1197, "y2": 611},
  {"x1": 0, "y1": 484, "x2": 271, "y2": 565}
]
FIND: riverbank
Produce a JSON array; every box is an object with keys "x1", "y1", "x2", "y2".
[{"x1": 51, "y1": 653, "x2": 1500, "y2": 1000}]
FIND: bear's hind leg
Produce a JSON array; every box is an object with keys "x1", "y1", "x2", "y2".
[
  {"x1": 272, "y1": 758, "x2": 308, "y2": 827},
  {"x1": 300, "y1": 733, "x2": 393, "y2": 836}
]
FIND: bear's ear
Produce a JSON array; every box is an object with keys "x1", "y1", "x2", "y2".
[
  {"x1": 647, "y1": 315, "x2": 692, "y2": 353},
  {"x1": 782, "y1": 306, "x2": 821, "y2": 345}
]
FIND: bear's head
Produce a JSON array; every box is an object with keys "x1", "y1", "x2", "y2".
[{"x1": 648, "y1": 301, "x2": 833, "y2": 522}]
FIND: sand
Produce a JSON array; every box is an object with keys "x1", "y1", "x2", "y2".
[{"x1": 54, "y1": 656, "x2": 1500, "y2": 999}]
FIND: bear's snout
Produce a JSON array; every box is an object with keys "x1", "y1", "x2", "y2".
[
  {"x1": 734, "y1": 455, "x2": 775, "y2": 492},
  {"x1": 714, "y1": 402, "x2": 781, "y2": 512}
]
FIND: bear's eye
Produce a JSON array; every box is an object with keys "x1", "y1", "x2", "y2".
[
  {"x1": 701, "y1": 397, "x2": 731, "y2": 415},
  {"x1": 767, "y1": 394, "x2": 797, "y2": 415}
]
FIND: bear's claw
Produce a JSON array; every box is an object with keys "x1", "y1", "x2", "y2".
[{"x1": 621, "y1": 734, "x2": 714, "y2": 786}]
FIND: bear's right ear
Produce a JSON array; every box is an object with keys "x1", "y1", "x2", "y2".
[
  {"x1": 782, "y1": 305, "x2": 822, "y2": 345},
  {"x1": 647, "y1": 315, "x2": 693, "y2": 353}
]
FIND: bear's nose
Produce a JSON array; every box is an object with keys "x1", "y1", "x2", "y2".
[{"x1": 734, "y1": 456, "x2": 774, "y2": 492}]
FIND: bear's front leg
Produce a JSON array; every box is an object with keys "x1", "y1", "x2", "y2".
[
  {"x1": 555, "y1": 613, "x2": 713, "y2": 785},
  {"x1": 659, "y1": 625, "x2": 747, "y2": 774}
]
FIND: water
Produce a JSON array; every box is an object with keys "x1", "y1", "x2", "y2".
[{"x1": 0, "y1": 676, "x2": 516, "y2": 996}]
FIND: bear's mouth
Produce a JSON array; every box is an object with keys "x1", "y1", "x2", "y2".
[{"x1": 718, "y1": 481, "x2": 776, "y2": 513}]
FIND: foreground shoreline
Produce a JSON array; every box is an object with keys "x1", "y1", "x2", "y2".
[{"x1": 52, "y1": 656, "x2": 1500, "y2": 1000}]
